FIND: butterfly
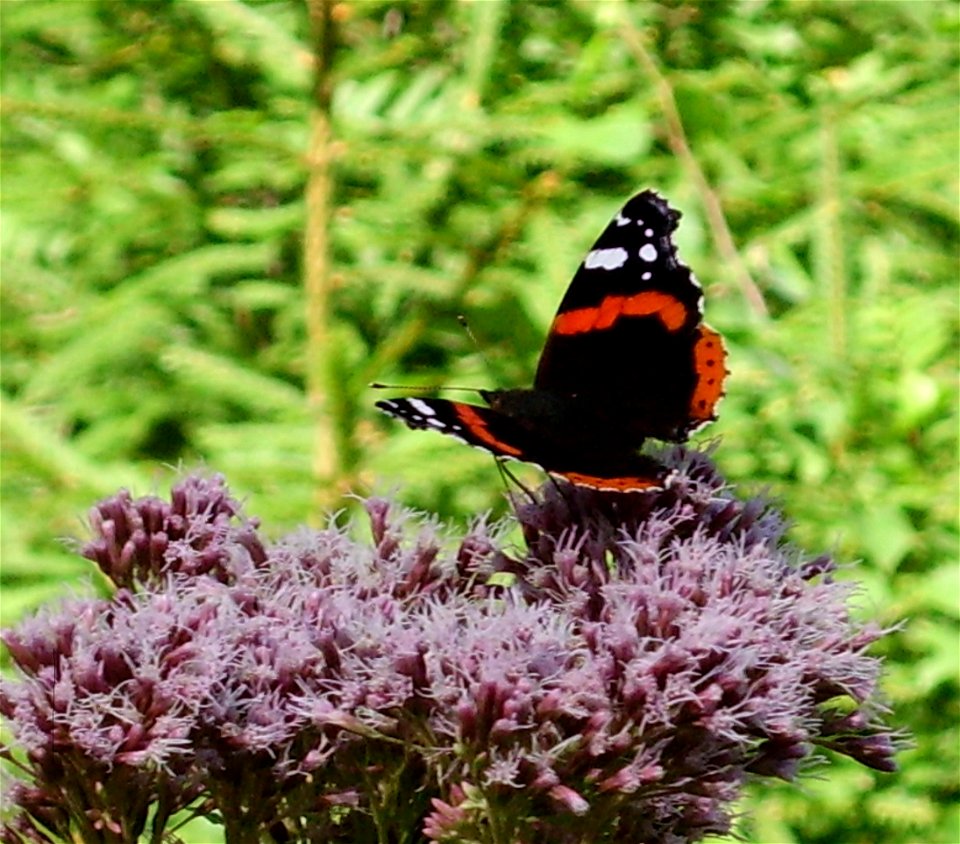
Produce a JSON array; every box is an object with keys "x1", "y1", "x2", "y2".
[{"x1": 376, "y1": 190, "x2": 727, "y2": 492}]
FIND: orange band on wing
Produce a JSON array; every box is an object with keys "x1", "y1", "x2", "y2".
[
  {"x1": 688, "y1": 325, "x2": 727, "y2": 421},
  {"x1": 454, "y1": 405, "x2": 524, "y2": 457},
  {"x1": 551, "y1": 291, "x2": 689, "y2": 336},
  {"x1": 551, "y1": 471, "x2": 664, "y2": 492}
]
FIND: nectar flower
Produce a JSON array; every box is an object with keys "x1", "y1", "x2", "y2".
[{"x1": 1, "y1": 456, "x2": 899, "y2": 844}]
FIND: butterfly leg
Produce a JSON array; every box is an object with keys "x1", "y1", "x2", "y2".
[{"x1": 496, "y1": 459, "x2": 538, "y2": 504}]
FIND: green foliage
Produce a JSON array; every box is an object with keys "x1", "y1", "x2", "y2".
[{"x1": 1, "y1": 1, "x2": 956, "y2": 842}]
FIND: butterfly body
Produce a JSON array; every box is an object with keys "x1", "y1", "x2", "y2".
[{"x1": 376, "y1": 190, "x2": 727, "y2": 492}]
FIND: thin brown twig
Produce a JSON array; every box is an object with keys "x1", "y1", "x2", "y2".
[
  {"x1": 364, "y1": 172, "x2": 561, "y2": 388},
  {"x1": 616, "y1": 14, "x2": 769, "y2": 319},
  {"x1": 305, "y1": 0, "x2": 338, "y2": 510},
  {"x1": 453, "y1": 171, "x2": 562, "y2": 302}
]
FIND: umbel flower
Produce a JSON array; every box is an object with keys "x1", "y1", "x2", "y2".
[{"x1": 1, "y1": 454, "x2": 899, "y2": 844}]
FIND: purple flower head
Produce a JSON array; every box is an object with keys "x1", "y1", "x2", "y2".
[
  {"x1": 2, "y1": 455, "x2": 900, "y2": 843},
  {"x1": 80, "y1": 474, "x2": 267, "y2": 590}
]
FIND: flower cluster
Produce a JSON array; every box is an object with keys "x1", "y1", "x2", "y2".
[
  {"x1": 80, "y1": 474, "x2": 268, "y2": 590},
  {"x1": 1, "y1": 458, "x2": 899, "y2": 844}
]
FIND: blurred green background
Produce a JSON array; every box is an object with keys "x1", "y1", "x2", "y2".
[{"x1": 1, "y1": 1, "x2": 957, "y2": 842}]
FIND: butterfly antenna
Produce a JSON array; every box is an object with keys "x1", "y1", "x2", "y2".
[
  {"x1": 457, "y1": 314, "x2": 498, "y2": 373},
  {"x1": 369, "y1": 382, "x2": 482, "y2": 393},
  {"x1": 372, "y1": 314, "x2": 497, "y2": 394}
]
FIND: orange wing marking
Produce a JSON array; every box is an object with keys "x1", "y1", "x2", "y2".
[
  {"x1": 454, "y1": 405, "x2": 524, "y2": 457},
  {"x1": 552, "y1": 292, "x2": 688, "y2": 336},
  {"x1": 688, "y1": 325, "x2": 728, "y2": 422},
  {"x1": 552, "y1": 471, "x2": 664, "y2": 492}
]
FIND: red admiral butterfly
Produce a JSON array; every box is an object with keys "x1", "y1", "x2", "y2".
[{"x1": 376, "y1": 190, "x2": 727, "y2": 492}]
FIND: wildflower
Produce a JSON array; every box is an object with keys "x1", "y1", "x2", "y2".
[
  {"x1": 80, "y1": 474, "x2": 267, "y2": 590},
  {"x1": 1, "y1": 456, "x2": 899, "y2": 843}
]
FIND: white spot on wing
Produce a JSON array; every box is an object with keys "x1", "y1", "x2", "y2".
[
  {"x1": 689, "y1": 270, "x2": 704, "y2": 315},
  {"x1": 641, "y1": 272, "x2": 652, "y2": 280},
  {"x1": 639, "y1": 243, "x2": 658, "y2": 262},
  {"x1": 408, "y1": 398, "x2": 436, "y2": 417},
  {"x1": 585, "y1": 247, "x2": 628, "y2": 270},
  {"x1": 644, "y1": 228, "x2": 654, "y2": 237},
  {"x1": 615, "y1": 212, "x2": 631, "y2": 226}
]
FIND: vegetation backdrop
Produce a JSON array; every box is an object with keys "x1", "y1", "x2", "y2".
[{"x1": 1, "y1": 1, "x2": 957, "y2": 842}]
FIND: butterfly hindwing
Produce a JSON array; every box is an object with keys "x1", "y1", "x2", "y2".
[{"x1": 375, "y1": 398, "x2": 540, "y2": 462}]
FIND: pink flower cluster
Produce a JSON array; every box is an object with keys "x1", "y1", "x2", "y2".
[{"x1": 1, "y1": 457, "x2": 898, "y2": 844}]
